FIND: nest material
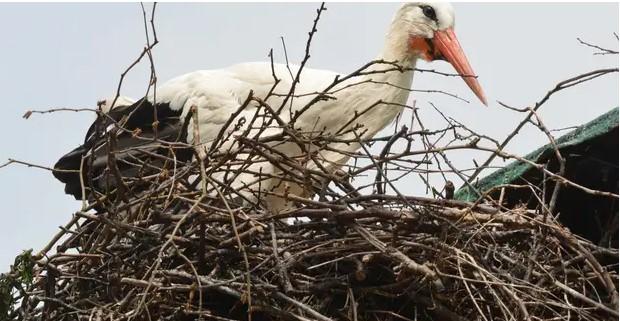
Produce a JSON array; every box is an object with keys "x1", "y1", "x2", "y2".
[
  {"x1": 4, "y1": 83, "x2": 619, "y2": 320},
  {"x1": 8, "y1": 176, "x2": 619, "y2": 321}
]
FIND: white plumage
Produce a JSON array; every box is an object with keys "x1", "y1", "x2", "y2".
[
  {"x1": 54, "y1": 2, "x2": 486, "y2": 212},
  {"x1": 153, "y1": 61, "x2": 413, "y2": 210}
]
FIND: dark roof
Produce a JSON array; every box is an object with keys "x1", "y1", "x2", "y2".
[{"x1": 456, "y1": 107, "x2": 619, "y2": 202}]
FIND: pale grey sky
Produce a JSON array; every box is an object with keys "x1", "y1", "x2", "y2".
[{"x1": 0, "y1": 3, "x2": 617, "y2": 270}]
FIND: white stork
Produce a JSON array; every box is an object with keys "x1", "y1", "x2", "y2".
[{"x1": 53, "y1": 2, "x2": 486, "y2": 211}]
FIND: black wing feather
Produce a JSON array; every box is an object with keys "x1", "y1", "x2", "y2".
[{"x1": 53, "y1": 99, "x2": 192, "y2": 200}]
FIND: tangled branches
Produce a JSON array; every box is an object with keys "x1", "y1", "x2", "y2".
[
  {"x1": 1, "y1": 4, "x2": 618, "y2": 321},
  {"x1": 5, "y1": 66, "x2": 619, "y2": 320},
  {"x1": 3, "y1": 169, "x2": 618, "y2": 321}
]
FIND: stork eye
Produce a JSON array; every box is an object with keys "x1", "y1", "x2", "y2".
[{"x1": 420, "y1": 5, "x2": 437, "y2": 21}]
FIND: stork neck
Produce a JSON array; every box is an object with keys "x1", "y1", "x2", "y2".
[
  {"x1": 340, "y1": 49, "x2": 416, "y2": 141},
  {"x1": 378, "y1": 20, "x2": 418, "y2": 65},
  {"x1": 367, "y1": 23, "x2": 418, "y2": 85},
  {"x1": 368, "y1": 43, "x2": 417, "y2": 91},
  {"x1": 339, "y1": 27, "x2": 419, "y2": 139}
]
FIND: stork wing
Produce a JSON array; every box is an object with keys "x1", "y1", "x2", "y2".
[
  {"x1": 53, "y1": 99, "x2": 192, "y2": 200},
  {"x1": 53, "y1": 62, "x2": 341, "y2": 205}
]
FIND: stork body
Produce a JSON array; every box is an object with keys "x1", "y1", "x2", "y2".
[{"x1": 54, "y1": 2, "x2": 486, "y2": 211}]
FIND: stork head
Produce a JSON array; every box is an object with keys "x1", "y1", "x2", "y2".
[{"x1": 392, "y1": 2, "x2": 487, "y2": 105}]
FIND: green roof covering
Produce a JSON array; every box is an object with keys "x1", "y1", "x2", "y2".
[{"x1": 455, "y1": 107, "x2": 619, "y2": 202}]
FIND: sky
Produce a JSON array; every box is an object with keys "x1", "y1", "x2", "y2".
[{"x1": 0, "y1": 3, "x2": 618, "y2": 270}]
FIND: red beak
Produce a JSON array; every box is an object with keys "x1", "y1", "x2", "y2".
[{"x1": 432, "y1": 28, "x2": 487, "y2": 106}]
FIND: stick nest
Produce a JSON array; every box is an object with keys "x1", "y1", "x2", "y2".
[
  {"x1": 5, "y1": 163, "x2": 619, "y2": 321},
  {"x1": 3, "y1": 66, "x2": 619, "y2": 319}
]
